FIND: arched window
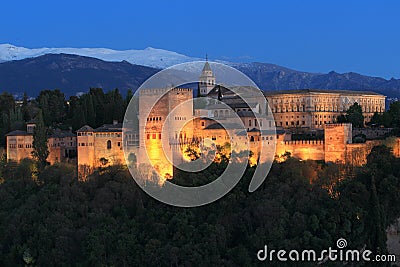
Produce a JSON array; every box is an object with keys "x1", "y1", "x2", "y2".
[{"x1": 107, "y1": 140, "x2": 112, "y2": 149}]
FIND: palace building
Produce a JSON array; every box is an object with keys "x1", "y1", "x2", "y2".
[
  {"x1": 264, "y1": 89, "x2": 386, "y2": 129},
  {"x1": 6, "y1": 123, "x2": 77, "y2": 164},
  {"x1": 6, "y1": 129, "x2": 34, "y2": 163},
  {"x1": 76, "y1": 121, "x2": 126, "y2": 179},
  {"x1": 207, "y1": 86, "x2": 386, "y2": 129},
  {"x1": 6, "y1": 61, "x2": 399, "y2": 182}
]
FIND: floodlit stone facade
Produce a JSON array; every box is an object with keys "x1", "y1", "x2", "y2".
[
  {"x1": 76, "y1": 122, "x2": 126, "y2": 179},
  {"x1": 5, "y1": 62, "x2": 399, "y2": 181},
  {"x1": 138, "y1": 87, "x2": 194, "y2": 179},
  {"x1": 47, "y1": 129, "x2": 77, "y2": 164},
  {"x1": 5, "y1": 124, "x2": 77, "y2": 165},
  {"x1": 264, "y1": 89, "x2": 386, "y2": 129},
  {"x1": 6, "y1": 130, "x2": 34, "y2": 163}
]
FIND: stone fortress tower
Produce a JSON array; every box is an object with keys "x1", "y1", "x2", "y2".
[
  {"x1": 138, "y1": 87, "x2": 193, "y2": 180},
  {"x1": 324, "y1": 123, "x2": 352, "y2": 163}
]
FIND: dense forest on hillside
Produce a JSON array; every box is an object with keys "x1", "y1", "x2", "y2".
[{"x1": 0, "y1": 146, "x2": 399, "y2": 266}]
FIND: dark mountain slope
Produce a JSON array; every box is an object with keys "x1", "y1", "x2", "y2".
[
  {"x1": 0, "y1": 54, "x2": 399, "y2": 98},
  {"x1": 0, "y1": 54, "x2": 159, "y2": 96}
]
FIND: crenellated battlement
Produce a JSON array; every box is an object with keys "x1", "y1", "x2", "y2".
[
  {"x1": 170, "y1": 88, "x2": 192, "y2": 93},
  {"x1": 276, "y1": 139, "x2": 325, "y2": 161},
  {"x1": 140, "y1": 88, "x2": 169, "y2": 95},
  {"x1": 324, "y1": 122, "x2": 352, "y2": 128},
  {"x1": 139, "y1": 88, "x2": 192, "y2": 95},
  {"x1": 282, "y1": 140, "x2": 324, "y2": 146}
]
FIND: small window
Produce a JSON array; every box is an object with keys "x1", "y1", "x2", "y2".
[{"x1": 107, "y1": 140, "x2": 112, "y2": 149}]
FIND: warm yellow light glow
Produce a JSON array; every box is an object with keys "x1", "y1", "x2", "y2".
[
  {"x1": 249, "y1": 156, "x2": 257, "y2": 167},
  {"x1": 182, "y1": 143, "x2": 201, "y2": 162},
  {"x1": 145, "y1": 137, "x2": 173, "y2": 186}
]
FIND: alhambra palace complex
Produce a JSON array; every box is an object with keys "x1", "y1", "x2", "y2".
[{"x1": 5, "y1": 62, "x2": 400, "y2": 179}]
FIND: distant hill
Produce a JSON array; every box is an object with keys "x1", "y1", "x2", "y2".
[
  {"x1": 0, "y1": 53, "x2": 399, "y2": 98},
  {"x1": 0, "y1": 54, "x2": 159, "y2": 97},
  {"x1": 232, "y1": 62, "x2": 400, "y2": 98}
]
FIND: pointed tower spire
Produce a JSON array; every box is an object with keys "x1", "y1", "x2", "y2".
[{"x1": 198, "y1": 58, "x2": 215, "y2": 96}]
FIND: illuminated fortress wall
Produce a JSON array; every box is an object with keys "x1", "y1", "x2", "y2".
[
  {"x1": 138, "y1": 88, "x2": 193, "y2": 179},
  {"x1": 276, "y1": 139, "x2": 325, "y2": 161},
  {"x1": 19, "y1": 62, "x2": 399, "y2": 181},
  {"x1": 324, "y1": 123, "x2": 352, "y2": 163},
  {"x1": 77, "y1": 123, "x2": 125, "y2": 180}
]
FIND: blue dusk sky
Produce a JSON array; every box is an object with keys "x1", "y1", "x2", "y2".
[{"x1": 1, "y1": 0, "x2": 399, "y2": 78}]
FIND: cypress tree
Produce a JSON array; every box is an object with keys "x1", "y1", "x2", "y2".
[
  {"x1": 125, "y1": 89, "x2": 133, "y2": 108},
  {"x1": 346, "y1": 102, "x2": 364, "y2": 128},
  {"x1": 32, "y1": 110, "x2": 49, "y2": 169},
  {"x1": 22, "y1": 92, "x2": 30, "y2": 122},
  {"x1": 85, "y1": 95, "x2": 96, "y2": 127}
]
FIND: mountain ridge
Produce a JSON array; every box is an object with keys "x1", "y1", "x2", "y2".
[
  {"x1": 0, "y1": 53, "x2": 159, "y2": 97},
  {"x1": 0, "y1": 44, "x2": 199, "y2": 69},
  {"x1": 0, "y1": 52, "x2": 399, "y2": 99}
]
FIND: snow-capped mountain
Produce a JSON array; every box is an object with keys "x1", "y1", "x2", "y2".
[
  {"x1": 1, "y1": 44, "x2": 400, "y2": 98},
  {"x1": 0, "y1": 44, "x2": 201, "y2": 69}
]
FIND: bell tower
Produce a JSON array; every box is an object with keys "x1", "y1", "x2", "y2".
[{"x1": 199, "y1": 55, "x2": 216, "y2": 96}]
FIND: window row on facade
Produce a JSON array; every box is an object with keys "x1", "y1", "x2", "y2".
[
  {"x1": 78, "y1": 140, "x2": 121, "y2": 149},
  {"x1": 270, "y1": 97, "x2": 384, "y2": 104},
  {"x1": 272, "y1": 105, "x2": 384, "y2": 113},
  {"x1": 147, "y1": 116, "x2": 162, "y2": 122},
  {"x1": 9, "y1": 144, "x2": 32, "y2": 148}
]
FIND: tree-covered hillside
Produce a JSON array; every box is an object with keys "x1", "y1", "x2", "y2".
[{"x1": 0, "y1": 146, "x2": 399, "y2": 266}]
